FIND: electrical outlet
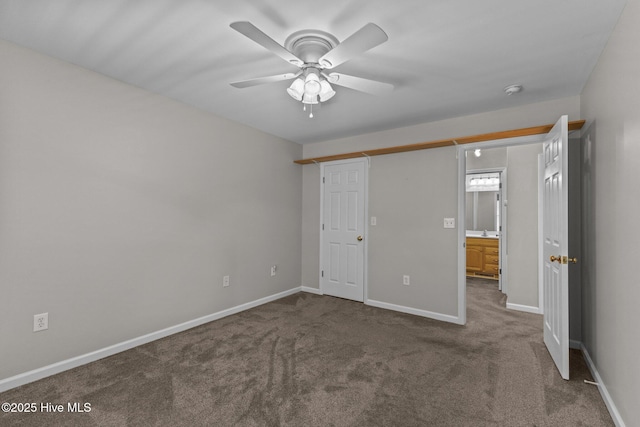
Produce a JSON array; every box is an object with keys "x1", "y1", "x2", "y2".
[
  {"x1": 270, "y1": 265, "x2": 277, "y2": 277},
  {"x1": 403, "y1": 275, "x2": 410, "y2": 286},
  {"x1": 33, "y1": 313, "x2": 48, "y2": 332},
  {"x1": 223, "y1": 275, "x2": 230, "y2": 287},
  {"x1": 444, "y1": 218, "x2": 455, "y2": 229}
]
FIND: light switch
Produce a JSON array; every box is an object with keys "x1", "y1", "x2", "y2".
[
  {"x1": 371, "y1": 216, "x2": 377, "y2": 226},
  {"x1": 444, "y1": 218, "x2": 455, "y2": 229}
]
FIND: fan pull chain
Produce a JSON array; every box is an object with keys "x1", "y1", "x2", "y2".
[{"x1": 301, "y1": 102, "x2": 314, "y2": 118}]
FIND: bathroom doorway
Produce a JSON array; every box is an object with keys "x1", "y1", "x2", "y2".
[
  {"x1": 465, "y1": 168, "x2": 506, "y2": 292},
  {"x1": 460, "y1": 141, "x2": 545, "y2": 316}
]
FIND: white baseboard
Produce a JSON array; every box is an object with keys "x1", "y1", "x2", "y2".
[
  {"x1": 366, "y1": 299, "x2": 463, "y2": 325},
  {"x1": 301, "y1": 286, "x2": 323, "y2": 295},
  {"x1": 580, "y1": 343, "x2": 626, "y2": 427},
  {"x1": 506, "y1": 302, "x2": 542, "y2": 314},
  {"x1": 0, "y1": 287, "x2": 302, "y2": 393}
]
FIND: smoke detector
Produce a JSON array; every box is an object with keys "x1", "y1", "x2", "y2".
[{"x1": 504, "y1": 84, "x2": 523, "y2": 95}]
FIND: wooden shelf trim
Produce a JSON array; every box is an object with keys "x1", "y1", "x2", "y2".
[{"x1": 294, "y1": 119, "x2": 585, "y2": 165}]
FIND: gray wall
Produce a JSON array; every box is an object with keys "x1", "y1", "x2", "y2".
[
  {"x1": 367, "y1": 148, "x2": 458, "y2": 315},
  {"x1": 302, "y1": 97, "x2": 581, "y2": 320},
  {"x1": 466, "y1": 147, "x2": 507, "y2": 170},
  {"x1": 303, "y1": 147, "x2": 460, "y2": 317},
  {"x1": 505, "y1": 144, "x2": 542, "y2": 308},
  {"x1": 0, "y1": 40, "x2": 302, "y2": 380},
  {"x1": 580, "y1": 0, "x2": 640, "y2": 422}
]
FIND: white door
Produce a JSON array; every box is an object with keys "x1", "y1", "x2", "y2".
[
  {"x1": 542, "y1": 115, "x2": 570, "y2": 380},
  {"x1": 321, "y1": 159, "x2": 366, "y2": 302}
]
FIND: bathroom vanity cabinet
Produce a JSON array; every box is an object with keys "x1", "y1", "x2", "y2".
[{"x1": 466, "y1": 237, "x2": 499, "y2": 279}]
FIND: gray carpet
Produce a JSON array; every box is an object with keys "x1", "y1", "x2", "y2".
[{"x1": 1, "y1": 278, "x2": 613, "y2": 426}]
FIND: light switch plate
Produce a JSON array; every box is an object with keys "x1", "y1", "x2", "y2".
[{"x1": 444, "y1": 218, "x2": 455, "y2": 229}]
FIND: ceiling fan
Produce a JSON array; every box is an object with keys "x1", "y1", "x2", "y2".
[{"x1": 229, "y1": 21, "x2": 393, "y2": 117}]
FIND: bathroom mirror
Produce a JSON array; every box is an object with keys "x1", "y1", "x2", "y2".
[{"x1": 466, "y1": 172, "x2": 500, "y2": 234}]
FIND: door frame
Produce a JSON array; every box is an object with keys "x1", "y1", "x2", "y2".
[
  {"x1": 457, "y1": 134, "x2": 544, "y2": 325},
  {"x1": 319, "y1": 157, "x2": 369, "y2": 302},
  {"x1": 465, "y1": 167, "x2": 507, "y2": 293}
]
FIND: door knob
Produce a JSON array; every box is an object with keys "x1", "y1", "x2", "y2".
[
  {"x1": 357, "y1": 235, "x2": 363, "y2": 241},
  {"x1": 550, "y1": 255, "x2": 578, "y2": 264}
]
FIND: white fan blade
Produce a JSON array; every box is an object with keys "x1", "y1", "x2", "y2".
[
  {"x1": 325, "y1": 73, "x2": 393, "y2": 96},
  {"x1": 230, "y1": 22, "x2": 304, "y2": 67},
  {"x1": 231, "y1": 72, "x2": 300, "y2": 88},
  {"x1": 319, "y1": 23, "x2": 388, "y2": 69}
]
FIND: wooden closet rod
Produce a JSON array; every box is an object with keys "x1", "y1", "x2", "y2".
[{"x1": 294, "y1": 119, "x2": 585, "y2": 165}]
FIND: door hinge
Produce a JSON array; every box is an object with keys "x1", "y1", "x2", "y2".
[
  {"x1": 321, "y1": 270, "x2": 324, "y2": 277},
  {"x1": 322, "y1": 224, "x2": 324, "y2": 231},
  {"x1": 499, "y1": 268, "x2": 502, "y2": 274},
  {"x1": 323, "y1": 177, "x2": 325, "y2": 183}
]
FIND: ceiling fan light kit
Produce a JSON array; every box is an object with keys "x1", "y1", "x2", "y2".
[
  {"x1": 286, "y1": 68, "x2": 336, "y2": 105},
  {"x1": 230, "y1": 21, "x2": 392, "y2": 118}
]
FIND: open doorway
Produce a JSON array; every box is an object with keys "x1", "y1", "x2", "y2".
[
  {"x1": 465, "y1": 168, "x2": 505, "y2": 291},
  {"x1": 464, "y1": 144, "x2": 543, "y2": 315},
  {"x1": 456, "y1": 133, "x2": 547, "y2": 326}
]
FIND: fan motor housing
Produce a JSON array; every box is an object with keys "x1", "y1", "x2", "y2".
[{"x1": 284, "y1": 30, "x2": 339, "y2": 65}]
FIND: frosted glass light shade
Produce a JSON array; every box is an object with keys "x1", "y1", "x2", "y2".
[
  {"x1": 302, "y1": 93, "x2": 319, "y2": 104},
  {"x1": 286, "y1": 78, "x2": 304, "y2": 101},
  {"x1": 319, "y1": 80, "x2": 336, "y2": 102},
  {"x1": 304, "y1": 73, "x2": 321, "y2": 96}
]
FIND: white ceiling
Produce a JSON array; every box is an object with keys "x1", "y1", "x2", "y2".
[{"x1": 0, "y1": 0, "x2": 627, "y2": 144}]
